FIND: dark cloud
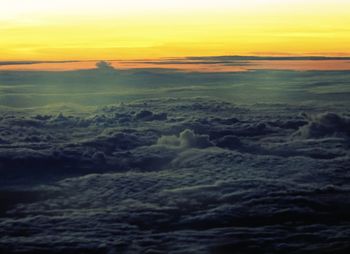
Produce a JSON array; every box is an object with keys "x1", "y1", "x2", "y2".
[
  {"x1": 186, "y1": 55, "x2": 350, "y2": 61},
  {"x1": 295, "y1": 112, "x2": 350, "y2": 138},
  {"x1": 135, "y1": 110, "x2": 167, "y2": 121},
  {"x1": 214, "y1": 135, "x2": 242, "y2": 150},
  {"x1": 95, "y1": 60, "x2": 115, "y2": 70},
  {"x1": 0, "y1": 67, "x2": 349, "y2": 254},
  {"x1": 123, "y1": 59, "x2": 252, "y2": 66}
]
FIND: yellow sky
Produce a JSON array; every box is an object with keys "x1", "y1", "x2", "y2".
[{"x1": 1, "y1": 0, "x2": 350, "y2": 60}]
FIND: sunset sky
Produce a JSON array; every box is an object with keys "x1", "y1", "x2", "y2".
[{"x1": 1, "y1": 0, "x2": 350, "y2": 60}]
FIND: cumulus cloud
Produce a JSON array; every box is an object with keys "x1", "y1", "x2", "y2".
[
  {"x1": 96, "y1": 60, "x2": 115, "y2": 70},
  {"x1": 295, "y1": 112, "x2": 350, "y2": 138},
  {"x1": 157, "y1": 129, "x2": 212, "y2": 149}
]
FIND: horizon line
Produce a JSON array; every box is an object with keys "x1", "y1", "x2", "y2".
[{"x1": 1, "y1": 55, "x2": 350, "y2": 63}]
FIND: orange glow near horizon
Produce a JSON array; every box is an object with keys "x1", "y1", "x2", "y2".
[
  {"x1": 1, "y1": 0, "x2": 350, "y2": 61},
  {"x1": 1, "y1": 60, "x2": 350, "y2": 72}
]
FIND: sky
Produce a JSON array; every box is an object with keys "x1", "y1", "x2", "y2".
[{"x1": 1, "y1": 0, "x2": 350, "y2": 60}]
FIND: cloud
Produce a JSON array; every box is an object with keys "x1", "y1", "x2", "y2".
[
  {"x1": 157, "y1": 129, "x2": 212, "y2": 149},
  {"x1": 0, "y1": 97, "x2": 349, "y2": 253},
  {"x1": 295, "y1": 112, "x2": 350, "y2": 138},
  {"x1": 135, "y1": 110, "x2": 167, "y2": 121},
  {"x1": 96, "y1": 60, "x2": 115, "y2": 70},
  {"x1": 214, "y1": 135, "x2": 242, "y2": 150}
]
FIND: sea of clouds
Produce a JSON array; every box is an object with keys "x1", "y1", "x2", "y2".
[{"x1": 0, "y1": 65, "x2": 350, "y2": 253}]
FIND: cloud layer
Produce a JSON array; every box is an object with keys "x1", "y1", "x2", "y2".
[{"x1": 0, "y1": 97, "x2": 349, "y2": 253}]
